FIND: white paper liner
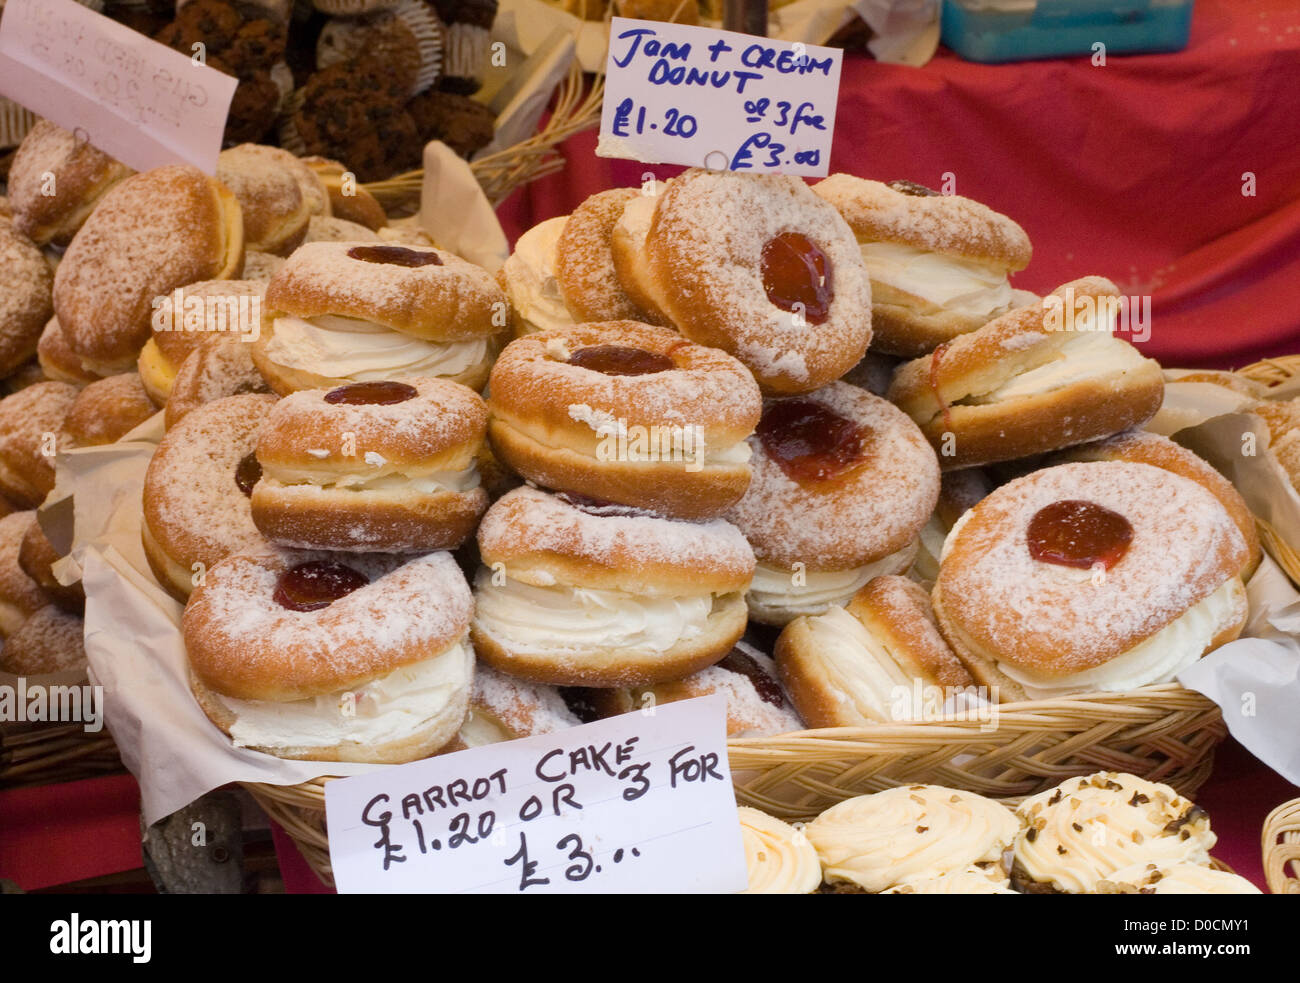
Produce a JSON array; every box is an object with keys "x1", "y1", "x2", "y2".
[{"x1": 418, "y1": 140, "x2": 509, "y2": 273}]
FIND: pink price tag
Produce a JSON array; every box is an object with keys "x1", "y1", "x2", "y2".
[{"x1": 0, "y1": 0, "x2": 237, "y2": 174}]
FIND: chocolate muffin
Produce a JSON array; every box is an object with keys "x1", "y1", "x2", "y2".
[{"x1": 407, "y1": 89, "x2": 495, "y2": 157}]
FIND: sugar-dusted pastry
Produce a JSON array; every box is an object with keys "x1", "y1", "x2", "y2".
[
  {"x1": 251, "y1": 241, "x2": 503, "y2": 393},
  {"x1": 142, "y1": 394, "x2": 277, "y2": 601},
  {"x1": 0, "y1": 511, "x2": 52, "y2": 637},
  {"x1": 0, "y1": 224, "x2": 54, "y2": 378},
  {"x1": 814, "y1": 175, "x2": 1034, "y2": 356},
  {"x1": 726, "y1": 382, "x2": 939, "y2": 624},
  {"x1": 1100, "y1": 861, "x2": 1260, "y2": 895},
  {"x1": 1012, "y1": 773, "x2": 1217, "y2": 894},
  {"x1": 0, "y1": 606, "x2": 86, "y2": 676},
  {"x1": 737, "y1": 807, "x2": 822, "y2": 894},
  {"x1": 888, "y1": 277, "x2": 1164, "y2": 470},
  {"x1": 1054, "y1": 429, "x2": 1261, "y2": 580},
  {"x1": 555, "y1": 188, "x2": 659, "y2": 325},
  {"x1": 53, "y1": 165, "x2": 244, "y2": 375},
  {"x1": 37, "y1": 317, "x2": 100, "y2": 387},
  {"x1": 777, "y1": 576, "x2": 975, "y2": 726},
  {"x1": 807, "y1": 785, "x2": 1018, "y2": 893},
  {"x1": 164, "y1": 338, "x2": 273, "y2": 431},
  {"x1": 592, "y1": 641, "x2": 804, "y2": 737},
  {"x1": 251, "y1": 378, "x2": 488, "y2": 552},
  {"x1": 302, "y1": 215, "x2": 383, "y2": 243},
  {"x1": 934, "y1": 462, "x2": 1250, "y2": 701},
  {"x1": 216, "y1": 144, "x2": 312, "y2": 256},
  {"x1": 0, "y1": 381, "x2": 79, "y2": 507},
  {"x1": 303, "y1": 157, "x2": 388, "y2": 230},
  {"x1": 444, "y1": 663, "x2": 582, "y2": 751},
  {"x1": 59, "y1": 374, "x2": 157, "y2": 448},
  {"x1": 6, "y1": 120, "x2": 133, "y2": 247},
  {"x1": 183, "y1": 548, "x2": 473, "y2": 763},
  {"x1": 631, "y1": 168, "x2": 873, "y2": 393},
  {"x1": 1253, "y1": 396, "x2": 1300, "y2": 497},
  {"x1": 487, "y1": 322, "x2": 761, "y2": 520},
  {"x1": 18, "y1": 514, "x2": 83, "y2": 613},
  {"x1": 471, "y1": 486, "x2": 754, "y2": 687}
]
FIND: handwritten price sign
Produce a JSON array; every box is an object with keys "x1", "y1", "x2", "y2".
[
  {"x1": 597, "y1": 18, "x2": 842, "y2": 177},
  {"x1": 0, "y1": 0, "x2": 236, "y2": 173},
  {"x1": 324, "y1": 695, "x2": 748, "y2": 893}
]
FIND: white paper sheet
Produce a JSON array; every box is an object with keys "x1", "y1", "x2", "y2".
[{"x1": 418, "y1": 141, "x2": 510, "y2": 273}]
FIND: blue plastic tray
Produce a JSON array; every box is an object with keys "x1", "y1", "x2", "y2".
[{"x1": 941, "y1": 0, "x2": 1194, "y2": 63}]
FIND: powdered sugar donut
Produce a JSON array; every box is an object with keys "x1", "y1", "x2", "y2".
[
  {"x1": 555, "y1": 188, "x2": 660, "y2": 324},
  {"x1": 0, "y1": 224, "x2": 54, "y2": 377},
  {"x1": 487, "y1": 322, "x2": 761, "y2": 520},
  {"x1": 53, "y1": 165, "x2": 245, "y2": 376},
  {"x1": 59, "y1": 373, "x2": 157, "y2": 447},
  {"x1": 934, "y1": 461, "x2": 1250, "y2": 701},
  {"x1": 0, "y1": 606, "x2": 85, "y2": 675},
  {"x1": 19, "y1": 514, "x2": 83, "y2": 612},
  {"x1": 142, "y1": 394, "x2": 277, "y2": 601},
  {"x1": 0, "y1": 510, "x2": 51, "y2": 636},
  {"x1": 250, "y1": 377, "x2": 488, "y2": 552},
  {"x1": 725, "y1": 382, "x2": 940, "y2": 625},
  {"x1": 216, "y1": 144, "x2": 311, "y2": 256},
  {"x1": 591, "y1": 639, "x2": 804, "y2": 737},
  {"x1": 445, "y1": 663, "x2": 582, "y2": 750},
  {"x1": 471, "y1": 486, "x2": 754, "y2": 687},
  {"x1": 251, "y1": 240, "x2": 504, "y2": 394},
  {"x1": 37, "y1": 317, "x2": 100, "y2": 387},
  {"x1": 183, "y1": 548, "x2": 473, "y2": 763},
  {"x1": 164, "y1": 338, "x2": 274, "y2": 431},
  {"x1": 636, "y1": 169, "x2": 873, "y2": 394},
  {"x1": 0, "y1": 381, "x2": 79, "y2": 508}
]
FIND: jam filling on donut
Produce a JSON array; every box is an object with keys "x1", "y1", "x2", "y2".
[
  {"x1": 757, "y1": 398, "x2": 867, "y2": 483},
  {"x1": 761, "y1": 232, "x2": 833, "y2": 325},
  {"x1": 273, "y1": 560, "x2": 370, "y2": 612},
  {"x1": 718, "y1": 649, "x2": 784, "y2": 707},
  {"x1": 1026, "y1": 500, "x2": 1133, "y2": 571},
  {"x1": 346, "y1": 244, "x2": 442, "y2": 267},
  {"x1": 235, "y1": 453, "x2": 262, "y2": 497},
  {"x1": 566, "y1": 345, "x2": 674, "y2": 376},
  {"x1": 888, "y1": 179, "x2": 940, "y2": 197},
  {"x1": 324, "y1": 381, "x2": 418, "y2": 405}
]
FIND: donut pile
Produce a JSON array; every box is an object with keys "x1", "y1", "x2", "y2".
[
  {"x1": 0, "y1": 155, "x2": 1280, "y2": 786},
  {"x1": 736, "y1": 772, "x2": 1259, "y2": 894}
]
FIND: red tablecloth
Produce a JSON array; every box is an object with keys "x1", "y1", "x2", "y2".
[{"x1": 500, "y1": 0, "x2": 1300, "y2": 370}]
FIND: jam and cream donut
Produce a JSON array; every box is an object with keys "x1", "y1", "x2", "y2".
[
  {"x1": 555, "y1": 188, "x2": 659, "y2": 324},
  {"x1": 776, "y1": 576, "x2": 975, "y2": 727},
  {"x1": 631, "y1": 169, "x2": 873, "y2": 394},
  {"x1": 59, "y1": 373, "x2": 157, "y2": 448},
  {"x1": 183, "y1": 548, "x2": 473, "y2": 763},
  {"x1": 444, "y1": 663, "x2": 582, "y2": 751},
  {"x1": 724, "y1": 382, "x2": 940, "y2": 624},
  {"x1": 0, "y1": 511, "x2": 52, "y2": 636},
  {"x1": 591, "y1": 640, "x2": 804, "y2": 737},
  {"x1": 888, "y1": 277, "x2": 1164, "y2": 470},
  {"x1": 53, "y1": 165, "x2": 244, "y2": 376},
  {"x1": 487, "y1": 322, "x2": 761, "y2": 520},
  {"x1": 142, "y1": 394, "x2": 277, "y2": 601},
  {"x1": 251, "y1": 378, "x2": 488, "y2": 552},
  {"x1": 0, "y1": 381, "x2": 79, "y2": 508},
  {"x1": 138, "y1": 279, "x2": 267, "y2": 405},
  {"x1": 164, "y1": 338, "x2": 274, "y2": 431},
  {"x1": 0, "y1": 224, "x2": 54, "y2": 378},
  {"x1": 37, "y1": 317, "x2": 100, "y2": 386},
  {"x1": 471, "y1": 486, "x2": 754, "y2": 687},
  {"x1": 1054, "y1": 430, "x2": 1261, "y2": 580},
  {"x1": 814, "y1": 175, "x2": 1034, "y2": 357},
  {"x1": 934, "y1": 462, "x2": 1250, "y2": 702},
  {"x1": 19, "y1": 514, "x2": 83, "y2": 612},
  {"x1": 216, "y1": 144, "x2": 312, "y2": 256},
  {"x1": 1100, "y1": 861, "x2": 1260, "y2": 895},
  {"x1": 501, "y1": 215, "x2": 577, "y2": 335},
  {"x1": 1012, "y1": 773, "x2": 1216, "y2": 894},
  {"x1": 6, "y1": 120, "x2": 133, "y2": 247},
  {"x1": 807, "y1": 785, "x2": 1018, "y2": 893},
  {"x1": 251, "y1": 240, "x2": 503, "y2": 394},
  {"x1": 737, "y1": 807, "x2": 822, "y2": 894},
  {"x1": 0, "y1": 606, "x2": 86, "y2": 676}
]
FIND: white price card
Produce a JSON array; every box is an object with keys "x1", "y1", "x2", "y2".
[
  {"x1": 0, "y1": 0, "x2": 237, "y2": 174},
  {"x1": 597, "y1": 17, "x2": 842, "y2": 177},
  {"x1": 324, "y1": 694, "x2": 749, "y2": 894}
]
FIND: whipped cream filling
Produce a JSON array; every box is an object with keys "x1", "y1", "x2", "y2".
[
  {"x1": 801, "y1": 605, "x2": 916, "y2": 723},
  {"x1": 473, "y1": 569, "x2": 716, "y2": 654},
  {"x1": 969, "y1": 325, "x2": 1150, "y2": 404},
  {"x1": 503, "y1": 216, "x2": 575, "y2": 334},
  {"x1": 910, "y1": 515, "x2": 948, "y2": 583},
  {"x1": 266, "y1": 314, "x2": 487, "y2": 380},
  {"x1": 263, "y1": 462, "x2": 481, "y2": 495},
  {"x1": 859, "y1": 241, "x2": 1017, "y2": 318},
  {"x1": 738, "y1": 807, "x2": 823, "y2": 895},
  {"x1": 221, "y1": 639, "x2": 472, "y2": 750},
  {"x1": 747, "y1": 541, "x2": 918, "y2": 617},
  {"x1": 457, "y1": 708, "x2": 513, "y2": 748},
  {"x1": 998, "y1": 577, "x2": 1245, "y2": 698}
]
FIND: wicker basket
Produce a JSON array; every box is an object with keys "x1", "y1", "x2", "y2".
[
  {"x1": 1262, "y1": 797, "x2": 1300, "y2": 895},
  {"x1": 363, "y1": 62, "x2": 603, "y2": 212},
  {"x1": 0, "y1": 722, "x2": 121, "y2": 789}
]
